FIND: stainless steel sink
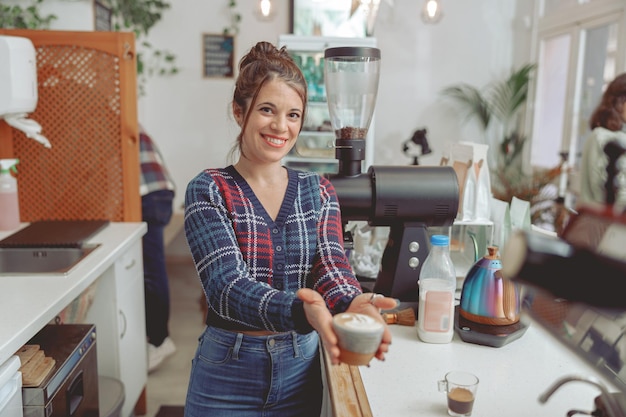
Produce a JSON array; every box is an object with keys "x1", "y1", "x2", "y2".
[{"x1": 0, "y1": 244, "x2": 101, "y2": 275}]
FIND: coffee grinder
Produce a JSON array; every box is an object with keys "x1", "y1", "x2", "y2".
[{"x1": 322, "y1": 46, "x2": 460, "y2": 305}]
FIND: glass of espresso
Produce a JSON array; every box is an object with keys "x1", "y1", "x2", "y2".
[{"x1": 438, "y1": 371, "x2": 479, "y2": 416}]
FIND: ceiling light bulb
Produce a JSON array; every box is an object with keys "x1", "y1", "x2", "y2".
[
  {"x1": 260, "y1": 0, "x2": 271, "y2": 17},
  {"x1": 421, "y1": 0, "x2": 442, "y2": 24},
  {"x1": 256, "y1": 0, "x2": 275, "y2": 20},
  {"x1": 426, "y1": 0, "x2": 438, "y2": 17}
]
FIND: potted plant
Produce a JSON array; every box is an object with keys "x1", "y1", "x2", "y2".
[
  {"x1": 441, "y1": 63, "x2": 536, "y2": 170},
  {"x1": 441, "y1": 64, "x2": 566, "y2": 229}
]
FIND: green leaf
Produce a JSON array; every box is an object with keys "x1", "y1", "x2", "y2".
[
  {"x1": 0, "y1": 2, "x2": 56, "y2": 29},
  {"x1": 440, "y1": 84, "x2": 491, "y2": 130},
  {"x1": 441, "y1": 63, "x2": 536, "y2": 180},
  {"x1": 488, "y1": 63, "x2": 536, "y2": 122}
]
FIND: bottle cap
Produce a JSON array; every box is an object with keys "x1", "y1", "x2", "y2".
[
  {"x1": 430, "y1": 234, "x2": 449, "y2": 246},
  {"x1": 0, "y1": 159, "x2": 19, "y2": 174}
]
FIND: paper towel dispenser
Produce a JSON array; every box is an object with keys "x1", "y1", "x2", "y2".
[
  {"x1": 0, "y1": 35, "x2": 38, "y2": 116},
  {"x1": 0, "y1": 35, "x2": 50, "y2": 148}
]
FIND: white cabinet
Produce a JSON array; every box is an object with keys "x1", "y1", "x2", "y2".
[
  {"x1": 0, "y1": 356, "x2": 22, "y2": 417},
  {"x1": 114, "y1": 242, "x2": 148, "y2": 416},
  {"x1": 0, "y1": 223, "x2": 147, "y2": 417},
  {"x1": 278, "y1": 34, "x2": 377, "y2": 174},
  {"x1": 84, "y1": 238, "x2": 146, "y2": 417},
  {"x1": 114, "y1": 242, "x2": 147, "y2": 417}
]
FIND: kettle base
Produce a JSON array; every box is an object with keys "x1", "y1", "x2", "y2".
[{"x1": 455, "y1": 307, "x2": 529, "y2": 348}]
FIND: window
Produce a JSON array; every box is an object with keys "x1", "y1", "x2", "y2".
[
  {"x1": 528, "y1": 0, "x2": 624, "y2": 201},
  {"x1": 540, "y1": 0, "x2": 597, "y2": 17}
]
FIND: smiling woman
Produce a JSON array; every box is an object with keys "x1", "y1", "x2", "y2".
[{"x1": 182, "y1": 40, "x2": 397, "y2": 417}]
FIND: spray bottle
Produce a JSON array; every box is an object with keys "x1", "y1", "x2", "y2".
[{"x1": 0, "y1": 159, "x2": 20, "y2": 231}]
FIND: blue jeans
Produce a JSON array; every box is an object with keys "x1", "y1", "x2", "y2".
[
  {"x1": 184, "y1": 326, "x2": 322, "y2": 417},
  {"x1": 142, "y1": 189, "x2": 175, "y2": 346}
]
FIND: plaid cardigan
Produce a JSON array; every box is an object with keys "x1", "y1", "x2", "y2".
[
  {"x1": 184, "y1": 165, "x2": 362, "y2": 333},
  {"x1": 139, "y1": 129, "x2": 176, "y2": 196}
]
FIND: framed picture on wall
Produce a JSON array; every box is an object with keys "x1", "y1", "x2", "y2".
[
  {"x1": 290, "y1": 0, "x2": 371, "y2": 37},
  {"x1": 202, "y1": 33, "x2": 235, "y2": 78},
  {"x1": 94, "y1": 0, "x2": 112, "y2": 31}
]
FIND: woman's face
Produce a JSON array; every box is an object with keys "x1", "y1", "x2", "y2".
[{"x1": 235, "y1": 79, "x2": 303, "y2": 165}]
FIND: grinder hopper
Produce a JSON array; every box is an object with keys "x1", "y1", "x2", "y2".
[
  {"x1": 324, "y1": 46, "x2": 380, "y2": 177},
  {"x1": 323, "y1": 45, "x2": 459, "y2": 306}
]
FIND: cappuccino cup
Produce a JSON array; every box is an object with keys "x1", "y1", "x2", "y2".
[
  {"x1": 332, "y1": 312, "x2": 384, "y2": 366},
  {"x1": 437, "y1": 371, "x2": 479, "y2": 416}
]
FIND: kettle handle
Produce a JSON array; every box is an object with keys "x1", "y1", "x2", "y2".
[
  {"x1": 467, "y1": 230, "x2": 479, "y2": 262},
  {"x1": 501, "y1": 272, "x2": 520, "y2": 322}
]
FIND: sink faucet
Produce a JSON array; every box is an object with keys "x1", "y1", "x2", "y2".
[{"x1": 539, "y1": 375, "x2": 624, "y2": 417}]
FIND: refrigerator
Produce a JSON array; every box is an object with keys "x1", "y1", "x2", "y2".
[{"x1": 278, "y1": 34, "x2": 377, "y2": 175}]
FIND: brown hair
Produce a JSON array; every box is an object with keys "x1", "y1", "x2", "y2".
[
  {"x1": 229, "y1": 41, "x2": 307, "y2": 160},
  {"x1": 589, "y1": 72, "x2": 626, "y2": 131}
]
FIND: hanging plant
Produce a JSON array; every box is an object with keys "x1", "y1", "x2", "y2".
[
  {"x1": 0, "y1": 0, "x2": 57, "y2": 29},
  {"x1": 224, "y1": 0, "x2": 241, "y2": 35},
  {"x1": 0, "y1": 0, "x2": 179, "y2": 96},
  {"x1": 105, "y1": 0, "x2": 178, "y2": 95}
]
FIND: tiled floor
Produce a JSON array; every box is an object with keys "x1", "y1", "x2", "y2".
[{"x1": 143, "y1": 245, "x2": 205, "y2": 417}]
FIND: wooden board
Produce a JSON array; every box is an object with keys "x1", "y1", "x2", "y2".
[
  {"x1": 22, "y1": 356, "x2": 55, "y2": 387},
  {"x1": 15, "y1": 344, "x2": 40, "y2": 365},
  {"x1": 323, "y1": 348, "x2": 373, "y2": 417},
  {"x1": 19, "y1": 349, "x2": 44, "y2": 376},
  {"x1": 16, "y1": 344, "x2": 56, "y2": 387}
]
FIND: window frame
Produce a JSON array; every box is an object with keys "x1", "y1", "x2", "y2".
[{"x1": 527, "y1": 0, "x2": 626, "y2": 175}]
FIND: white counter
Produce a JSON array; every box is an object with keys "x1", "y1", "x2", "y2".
[
  {"x1": 359, "y1": 321, "x2": 621, "y2": 416},
  {"x1": 0, "y1": 222, "x2": 146, "y2": 372}
]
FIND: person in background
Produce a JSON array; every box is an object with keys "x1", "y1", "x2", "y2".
[
  {"x1": 183, "y1": 41, "x2": 396, "y2": 417},
  {"x1": 139, "y1": 125, "x2": 177, "y2": 372},
  {"x1": 579, "y1": 72, "x2": 626, "y2": 210}
]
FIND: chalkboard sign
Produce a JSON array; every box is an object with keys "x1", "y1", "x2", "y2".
[
  {"x1": 94, "y1": 0, "x2": 112, "y2": 31},
  {"x1": 203, "y1": 34, "x2": 234, "y2": 78}
]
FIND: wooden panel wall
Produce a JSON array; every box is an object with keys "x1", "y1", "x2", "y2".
[{"x1": 0, "y1": 29, "x2": 140, "y2": 222}]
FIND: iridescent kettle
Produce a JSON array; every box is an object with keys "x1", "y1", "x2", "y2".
[{"x1": 459, "y1": 246, "x2": 521, "y2": 326}]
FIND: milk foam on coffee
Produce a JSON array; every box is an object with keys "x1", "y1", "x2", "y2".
[
  {"x1": 336, "y1": 313, "x2": 381, "y2": 331},
  {"x1": 333, "y1": 312, "x2": 384, "y2": 357}
]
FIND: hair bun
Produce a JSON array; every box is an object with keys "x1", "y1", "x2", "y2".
[{"x1": 239, "y1": 41, "x2": 292, "y2": 71}]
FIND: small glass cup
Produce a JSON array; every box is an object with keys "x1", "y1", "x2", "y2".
[{"x1": 438, "y1": 371, "x2": 479, "y2": 416}]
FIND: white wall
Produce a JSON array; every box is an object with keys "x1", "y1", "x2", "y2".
[
  {"x1": 41, "y1": 0, "x2": 94, "y2": 30},
  {"x1": 11, "y1": 0, "x2": 535, "y2": 212},
  {"x1": 136, "y1": 0, "x2": 291, "y2": 211},
  {"x1": 372, "y1": 1, "x2": 532, "y2": 166},
  {"x1": 140, "y1": 0, "x2": 535, "y2": 212}
]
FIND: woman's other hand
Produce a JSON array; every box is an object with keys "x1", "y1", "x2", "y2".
[
  {"x1": 297, "y1": 288, "x2": 339, "y2": 363},
  {"x1": 346, "y1": 293, "x2": 397, "y2": 362},
  {"x1": 298, "y1": 289, "x2": 397, "y2": 365}
]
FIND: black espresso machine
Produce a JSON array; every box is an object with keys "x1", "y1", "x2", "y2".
[{"x1": 321, "y1": 46, "x2": 459, "y2": 304}]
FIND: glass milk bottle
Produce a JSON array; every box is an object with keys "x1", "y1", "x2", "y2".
[{"x1": 417, "y1": 234, "x2": 457, "y2": 343}]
